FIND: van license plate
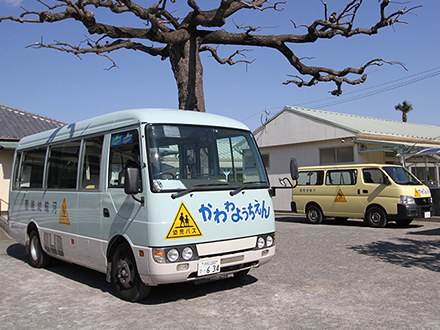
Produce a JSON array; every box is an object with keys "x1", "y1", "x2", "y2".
[
  {"x1": 425, "y1": 211, "x2": 431, "y2": 218},
  {"x1": 198, "y1": 259, "x2": 220, "y2": 276}
]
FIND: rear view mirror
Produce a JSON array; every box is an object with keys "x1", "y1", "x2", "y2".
[
  {"x1": 124, "y1": 166, "x2": 142, "y2": 195},
  {"x1": 124, "y1": 164, "x2": 144, "y2": 206},
  {"x1": 290, "y1": 158, "x2": 298, "y2": 181}
]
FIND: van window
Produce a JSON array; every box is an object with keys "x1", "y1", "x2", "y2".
[
  {"x1": 108, "y1": 130, "x2": 140, "y2": 188},
  {"x1": 80, "y1": 136, "x2": 103, "y2": 189},
  {"x1": 326, "y1": 170, "x2": 357, "y2": 185},
  {"x1": 383, "y1": 166, "x2": 421, "y2": 185},
  {"x1": 47, "y1": 141, "x2": 81, "y2": 189},
  {"x1": 17, "y1": 148, "x2": 47, "y2": 189},
  {"x1": 297, "y1": 171, "x2": 324, "y2": 186},
  {"x1": 363, "y1": 168, "x2": 386, "y2": 184}
]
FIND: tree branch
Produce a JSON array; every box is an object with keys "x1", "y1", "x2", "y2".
[{"x1": 199, "y1": 45, "x2": 255, "y2": 65}]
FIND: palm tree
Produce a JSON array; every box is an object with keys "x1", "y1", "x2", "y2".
[{"x1": 395, "y1": 100, "x2": 414, "y2": 122}]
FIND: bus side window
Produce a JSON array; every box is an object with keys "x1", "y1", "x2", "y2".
[
  {"x1": 108, "y1": 130, "x2": 140, "y2": 188},
  {"x1": 19, "y1": 148, "x2": 47, "y2": 189},
  {"x1": 80, "y1": 136, "x2": 103, "y2": 189},
  {"x1": 47, "y1": 141, "x2": 81, "y2": 189}
]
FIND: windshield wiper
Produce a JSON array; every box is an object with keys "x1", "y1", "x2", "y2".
[
  {"x1": 229, "y1": 181, "x2": 267, "y2": 196},
  {"x1": 171, "y1": 183, "x2": 229, "y2": 199}
]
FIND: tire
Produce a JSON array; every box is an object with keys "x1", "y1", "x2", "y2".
[
  {"x1": 306, "y1": 204, "x2": 324, "y2": 224},
  {"x1": 111, "y1": 243, "x2": 151, "y2": 302},
  {"x1": 365, "y1": 206, "x2": 387, "y2": 228},
  {"x1": 28, "y1": 230, "x2": 51, "y2": 268}
]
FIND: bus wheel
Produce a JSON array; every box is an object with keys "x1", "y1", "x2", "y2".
[
  {"x1": 365, "y1": 207, "x2": 387, "y2": 228},
  {"x1": 111, "y1": 243, "x2": 151, "y2": 302},
  {"x1": 28, "y1": 230, "x2": 51, "y2": 268},
  {"x1": 306, "y1": 205, "x2": 324, "y2": 224}
]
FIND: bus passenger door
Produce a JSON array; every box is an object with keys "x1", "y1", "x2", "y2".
[
  {"x1": 101, "y1": 130, "x2": 145, "y2": 257},
  {"x1": 76, "y1": 136, "x2": 106, "y2": 271}
]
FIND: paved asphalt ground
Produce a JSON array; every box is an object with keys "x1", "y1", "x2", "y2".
[{"x1": 1, "y1": 215, "x2": 440, "y2": 330}]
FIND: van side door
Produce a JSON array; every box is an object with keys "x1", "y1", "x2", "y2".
[{"x1": 326, "y1": 169, "x2": 363, "y2": 217}]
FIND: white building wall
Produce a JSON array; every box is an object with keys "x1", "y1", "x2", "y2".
[{"x1": 0, "y1": 149, "x2": 14, "y2": 212}]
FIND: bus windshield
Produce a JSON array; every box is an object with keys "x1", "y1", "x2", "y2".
[
  {"x1": 383, "y1": 166, "x2": 422, "y2": 185},
  {"x1": 146, "y1": 125, "x2": 269, "y2": 193}
]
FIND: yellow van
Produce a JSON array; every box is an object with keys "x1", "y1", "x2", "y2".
[{"x1": 290, "y1": 164, "x2": 433, "y2": 227}]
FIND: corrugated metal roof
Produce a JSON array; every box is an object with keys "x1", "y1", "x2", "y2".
[
  {"x1": 0, "y1": 104, "x2": 67, "y2": 140},
  {"x1": 283, "y1": 106, "x2": 440, "y2": 140}
]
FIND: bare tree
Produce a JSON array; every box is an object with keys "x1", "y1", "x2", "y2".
[
  {"x1": 395, "y1": 100, "x2": 414, "y2": 122},
  {"x1": 1, "y1": 0, "x2": 420, "y2": 112}
]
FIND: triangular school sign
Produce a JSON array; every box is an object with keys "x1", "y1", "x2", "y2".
[
  {"x1": 59, "y1": 198, "x2": 71, "y2": 225},
  {"x1": 334, "y1": 189, "x2": 347, "y2": 202},
  {"x1": 165, "y1": 202, "x2": 203, "y2": 239}
]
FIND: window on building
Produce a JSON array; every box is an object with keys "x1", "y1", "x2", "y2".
[{"x1": 320, "y1": 146, "x2": 354, "y2": 165}]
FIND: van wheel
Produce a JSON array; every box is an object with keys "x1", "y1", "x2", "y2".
[
  {"x1": 111, "y1": 243, "x2": 151, "y2": 302},
  {"x1": 365, "y1": 207, "x2": 387, "y2": 228},
  {"x1": 306, "y1": 205, "x2": 324, "y2": 224},
  {"x1": 28, "y1": 230, "x2": 51, "y2": 268}
]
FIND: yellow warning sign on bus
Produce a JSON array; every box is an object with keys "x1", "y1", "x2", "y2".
[
  {"x1": 165, "y1": 202, "x2": 203, "y2": 239},
  {"x1": 59, "y1": 198, "x2": 71, "y2": 225},
  {"x1": 334, "y1": 189, "x2": 347, "y2": 202},
  {"x1": 414, "y1": 188, "x2": 421, "y2": 197}
]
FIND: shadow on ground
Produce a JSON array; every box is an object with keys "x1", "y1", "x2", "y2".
[{"x1": 6, "y1": 242, "x2": 257, "y2": 303}]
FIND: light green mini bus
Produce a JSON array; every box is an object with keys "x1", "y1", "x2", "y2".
[{"x1": 8, "y1": 109, "x2": 275, "y2": 301}]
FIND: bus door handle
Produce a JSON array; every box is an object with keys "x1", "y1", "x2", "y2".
[
  {"x1": 103, "y1": 208, "x2": 110, "y2": 218},
  {"x1": 358, "y1": 189, "x2": 369, "y2": 194}
]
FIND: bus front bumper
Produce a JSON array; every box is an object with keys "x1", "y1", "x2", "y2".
[{"x1": 137, "y1": 245, "x2": 276, "y2": 286}]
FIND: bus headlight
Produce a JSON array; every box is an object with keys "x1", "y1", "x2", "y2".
[
  {"x1": 400, "y1": 195, "x2": 415, "y2": 204},
  {"x1": 167, "y1": 248, "x2": 179, "y2": 262},
  {"x1": 266, "y1": 235, "x2": 274, "y2": 247},
  {"x1": 257, "y1": 237, "x2": 265, "y2": 249},
  {"x1": 182, "y1": 247, "x2": 193, "y2": 261}
]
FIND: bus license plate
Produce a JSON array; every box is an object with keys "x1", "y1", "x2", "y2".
[
  {"x1": 425, "y1": 211, "x2": 431, "y2": 218},
  {"x1": 198, "y1": 259, "x2": 221, "y2": 277}
]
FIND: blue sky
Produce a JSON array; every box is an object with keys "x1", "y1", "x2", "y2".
[{"x1": 1, "y1": 0, "x2": 439, "y2": 131}]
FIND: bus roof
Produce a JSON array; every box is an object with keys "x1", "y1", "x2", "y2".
[{"x1": 17, "y1": 108, "x2": 250, "y2": 149}]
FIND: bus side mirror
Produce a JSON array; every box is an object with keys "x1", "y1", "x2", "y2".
[
  {"x1": 290, "y1": 158, "x2": 299, "y2": 181},
  {"x1": 124, "y1": 165, "x2": 144, "y2": 206}
]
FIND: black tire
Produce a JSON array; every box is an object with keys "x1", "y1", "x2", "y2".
[
  {"x1": 28, "y1": 230, "x2": 51, "y2": 268},
  {"x1": 395, "y1": 219, "x2": 413, "y2": 226},
  {"x1": 111, "y1": 243, "x2": 151, "y2": 302},
  {"x1": 306, "y1": 204, "x2": 324, "y2": 224},
  {"x1": 365, "y1": 206, "x2": 387, "y2": 228}
]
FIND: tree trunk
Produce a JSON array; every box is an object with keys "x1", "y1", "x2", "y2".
[{"x1": 169, "y1": 35, "x2": 205, "y2": 112}]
